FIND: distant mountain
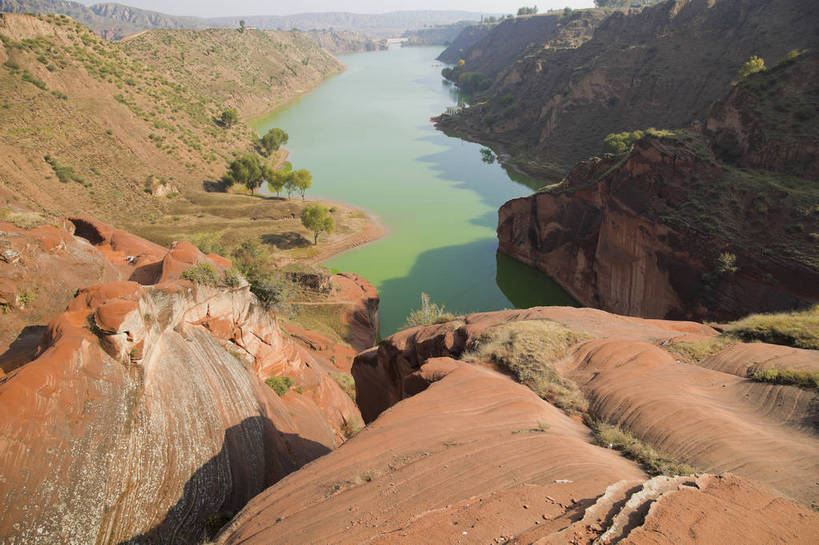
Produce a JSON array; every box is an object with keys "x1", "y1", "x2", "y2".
[{"x1": 0, "y1": 1, "x2": 486, "y2": 39}]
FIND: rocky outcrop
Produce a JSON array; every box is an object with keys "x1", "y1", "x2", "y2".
[
  {"x1": 220, "y1": 318, "x2": 818, "y2": 544},
  {"x1": 0, "y1": 217, "x2": 122, "y2": 374},
  {"x1": 497, "y1": 130, "x2": 818, "y2": 321},
  {"x1": 351, "y1": 307, "x2": 819, "y2": 505},
  {"x1": 0, "y1": 219, "x2": 367, "y2": 544}
]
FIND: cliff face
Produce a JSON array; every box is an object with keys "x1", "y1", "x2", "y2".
[
  {"x1": 0, "y1": 219, "x2": 369, "y2": 544},
  {"x1": 217, "y1": 307, "x2": 819, "y2": 544},
  {"x1": 496, "y1": 53, "x2": 819, "y2": 322},
  {"x1": 437, "y1": 0, "x2": 819, "y2": 178}
]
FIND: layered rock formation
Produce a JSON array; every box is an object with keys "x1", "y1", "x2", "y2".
[
  {"x1": 219, "y1": 307, "x2": 818, "y2": 544},
  {"x1": 0, "y1": 218, "x2": 369, "y2": 544},
  {"x1": 496, "y1": 51, "x2": 819, "y2": 321}
]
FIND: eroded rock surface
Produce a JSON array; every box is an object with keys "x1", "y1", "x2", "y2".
[
  {"x1": 221, "y1": 356, "x2": 818, "y2": 545},
  {"x1": 0, "y1": 220, "x2": 367, "y2": 544},
  {"x1": 352, "y1": 307, "x2": 819, "y2": 505}
]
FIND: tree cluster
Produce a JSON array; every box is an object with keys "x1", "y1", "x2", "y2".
[{"x1": 517, "y1": 6, "x2": 538, "y2": 16}]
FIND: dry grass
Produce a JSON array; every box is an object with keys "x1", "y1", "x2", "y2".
[
  {"x1": 584, "y1": 416, "x2": 695, "y2": 477},
  {"x1": 0, "y1": 207, "x2": 51, "y2": 230},
  {"x1": 462, "y1": 320, "x2": 590, "y2": 414},
  {"x1": 749, "y1": 367, "x2": 819, "y2": 390},
  {"x1": 289, "y1": 303, "x2": 354, "y2": 346},
  {"x1": 329, "y1": 372, "x2": 356, "y2": 401},
  {"x1": 726, "y1": 305, "x2": 819, "y2": 349},
  {"x1": 663, "y1": 336, "x2": 736, "y2": 364}
]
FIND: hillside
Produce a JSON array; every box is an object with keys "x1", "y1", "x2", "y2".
[
  {"x1": 438, "y1": 8, "x2": 611, "y2": 77},
  {"x1": 0, "y1": 14, "x2": 341, "y2": 224},
  {"x1": 401, "y1": 21, "x2": 473, "y2": 47},
  {"x1": 0, "y1": 2, "x2": 488, "y2": 40},
  {"x1": 305, "y1": 30, "x2": 386, "y2": 54},
  {"x1": 437, "y1": 0, "x2": 819, "y2": 180},
  {"x1": 497, "y1": 52, "x2": 819, "y2": 321},
  {"x1": 0, "y1": 0, "x2": 208, "y2": 39}
]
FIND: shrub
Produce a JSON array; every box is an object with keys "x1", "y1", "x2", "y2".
[
  {"x1": 341, "y1": 418, "x2": 361, "y2": 439},
  {"x1": 223, "y1": 267, "x2": 242, "y2": 288},
  {"x1": 181, "y1": 262, "x2": 219, "y2": 286},
  {"x1": 462, "y1": 320, "x2": 590, "y2": 413},
  {"x1": 734, "y1": 55, "x2": 765, "y2": 84},
  {"x1": 726, "y1": 306, "x2": 819, "y2": 349},
  {"x1": 21, "y1": 70, "x2": 47, "y2": 90},
  {"x1": 329, "y1": 372, "x2": 356, "y2": 400},
  {"x1": 220, "y1": 108, "x2": 239, "y2": 128},
  {"x1": 4, "y1": 59, "x2": 20, "y2": 70},
  {"x1": 44, "y1": 155, "x2": 83, "y2": 183},
  {"x1": 265, "y1": 376, "x2": 294, "y2": 396},
  {"x1": 404, "y1": 292, "x2": 455, "y2": 328},
  {"x1": 715, "y1": 252, "x2": 738, "y2": 277},
  {"x1": 584, "y1": 416, "x2": 695, "y2": 476},
  {"x1": 603, "y1": 130, "x2": 645, "y2": 155}
]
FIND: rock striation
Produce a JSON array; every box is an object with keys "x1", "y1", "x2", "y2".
[
  {"x1": 0, "y1": 218, "x2": 368, "y2": 544},
  {"x1": 219, "y1": 308, "x2": 819, "y2": 543}
]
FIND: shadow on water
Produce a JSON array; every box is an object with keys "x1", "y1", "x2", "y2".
[
  {"x1": 495, "y1": 252, "x2": 578, "y2": 309},
  {"x1": 119, "y1": 416, "x2": 330, "y2": 545},
  {"x1": 377, "y1": 238, "x2": 575, "y2": 336},
  {"x1": 413, "y1": 131, "x2": 544, "y2": 214}
]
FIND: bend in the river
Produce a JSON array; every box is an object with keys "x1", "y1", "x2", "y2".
[{"x1": 253, "y1": 46, "x2": 575, "y2": 336}]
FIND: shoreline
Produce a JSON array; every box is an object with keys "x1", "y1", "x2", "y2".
[{"x1": 304, "y1": 199, "x2": 388, "y2": 265}]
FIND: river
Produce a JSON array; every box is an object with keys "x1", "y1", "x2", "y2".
[{"x1": 254, "y1": 46, "x2": 575, "y2": 336}]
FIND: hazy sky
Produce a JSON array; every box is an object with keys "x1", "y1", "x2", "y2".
[{"x1": 78, "y1": 1, "x2": 595, "y2": 17}]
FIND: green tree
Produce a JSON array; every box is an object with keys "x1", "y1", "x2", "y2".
[
  {"x1": 301, "y1": 204, "x2": 334, "y2": 245},
  {"x1": 239, "y1": 20, "x2": 246, "y2": 33},
  {"x1": 267, "y1": 169, "x2": 287, "y2": 196},
  {"x1": 220, "y1": 108, "x2": 239, "y2": 128},
  {"x1": 224, "y1": 154, "x2": 273, "y2": 195},
  {"x1": 291, "y1": 169, "x2": 312, "y2": 200},
  {"x1": 259, "y1": 128, "x2": 289, "y2": 156},
  {"x1": 517, "y1": 6, "x2": 538, "y2": 16},
  {"x1": 734, "y1": 56, "x2": 766, "y2": 84}
]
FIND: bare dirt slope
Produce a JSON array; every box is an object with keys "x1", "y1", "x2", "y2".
[{"x1": 0, "y1": 14, "x2": 341, "y2": 223}]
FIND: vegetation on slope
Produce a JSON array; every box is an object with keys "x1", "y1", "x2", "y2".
[
  {"x1": 726, "y1": 305, "x2": 819, "y2": 350},
  {"x1": 0, "y1": 13, "x2": 342, "y2": 226},
  {"x1": 462, "y1": 319, "x2": 590, "y2": 413}
]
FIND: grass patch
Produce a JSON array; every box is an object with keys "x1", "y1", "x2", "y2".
[
  {"x1": 44, "y1": 155, "x2": 84, "y2": 184},
  {"x1": 748, "y1": 367, "x2": 819, "y2": 390},
  {"x1": 329, "y1": 372, "x2": 356, "y2": 400},
  {"x1": 290, "y1": 303, "x2": 353, "y2": 346},
  {"x1": 181, "y1": 262, "x2": 219, "y2": 286},
  {"x1": 462, "y1": 320, "x2": 590, "y2": 414},
  {"x1": 0, "y1": 208, "x2": 49, "y2": 229},
  {"x1": 265, "y1": 376, "x2": 294, "y2": 396},
  {"x1": 663, "y1": 337, "x2": 736, "y2": 364},
  {"x1": 585, "y1": 416, "x2": 695, "y2": 477},
  {"x1": 726, "y1": 305, "x2": 819, "y2": 349},
  {"x1": 341, "y1": 418, "x2": 361, "y2": 439}
]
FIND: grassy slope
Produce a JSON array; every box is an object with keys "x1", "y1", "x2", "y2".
[{"x1": 0, "y1": 14, "x2": 341, "y2": 226}]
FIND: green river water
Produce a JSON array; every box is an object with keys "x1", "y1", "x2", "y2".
[{"x1": 254, "y1": 46, "x2": 575, "y2": 336}]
